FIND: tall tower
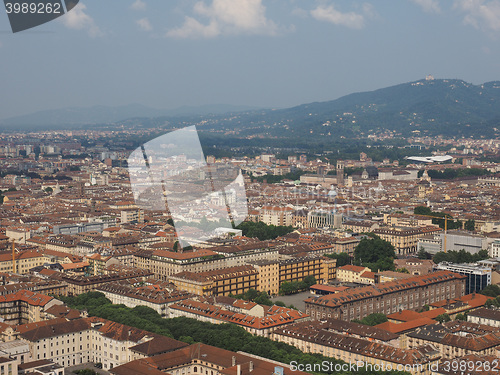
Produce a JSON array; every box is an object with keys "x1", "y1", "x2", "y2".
[{"x1": 336, "y1": 160, "x2": 344, "y2": 186}]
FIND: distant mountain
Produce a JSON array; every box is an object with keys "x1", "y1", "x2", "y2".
[
  {"x1": 4, "y1": 79, "x2": 500, "y2": 139},
  {"x1": 181, "y1": 78, "x2": 500, "y2": 139},
  {"x1": 0, "y1": 103, "x2": 260, "y2": 128},
  {"x1": 268, "y1": 78, "x2": 500, "y2": 138}
]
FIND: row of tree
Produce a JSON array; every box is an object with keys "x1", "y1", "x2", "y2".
[
  {"x1": 250, "y1": 169, "x2": 305, "y2": 184},
  {"x1": 235, "y1": 221, "x2": 294, "y2": 241},
  {"x1": 425, "y1": 168, "x2": 491, "y2": 180},
  {"x1": 431, "y1": 249, "x2": 489, "y2": 264},
  {"x1": 279, "y1": 276, "x2": 316, "y2": 295},
  {"x1": 59, "y1": 292, "x2": 406, "y2": 375}
]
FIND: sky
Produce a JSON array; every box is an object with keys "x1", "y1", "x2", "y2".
[{"x1": 2, "y1": 0, "x2": 500, "y2": 119}]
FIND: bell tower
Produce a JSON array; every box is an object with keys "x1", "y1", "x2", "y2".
[{"x1": 336, "y1": 160, "x2": 344, "y2": 186}]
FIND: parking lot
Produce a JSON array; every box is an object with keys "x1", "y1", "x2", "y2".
[{"x1": 271, "y1": 291, "x2": 313, "y2": 312}]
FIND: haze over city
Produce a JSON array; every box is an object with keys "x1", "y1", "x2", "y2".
[
  {"x1": 2, "y1": 0, "x2": 500, "y2": 119},
  {"x1": 1, "y1": 1, "x2": 500, "y2": 375}
]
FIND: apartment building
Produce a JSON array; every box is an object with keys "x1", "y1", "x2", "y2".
[
  {"x1": 85, "y1": 253, "x2": 120, "y2": 275},
  {"x1": 135, "y1": 242, "x2": 281, "y2": 281},
  {"x1": 111, "y1": 343, "x2": 309, "y2": 375},
  {"x1": 337, "y1": 265, "x2": 373, "y2": 284},
  {"x1": 134, "y1": 248, "x2": 227, "y2": 281},
  {"x1": 41, "y1": 249, "x2": 81, "y2": 265},
  {"x1": 394, "y1": 258, "x2": 434, "y2": 276},
  {"x1": 0, "y1": 281, "x2": 68, "y2": 298},
  {"x1": 16, "y1": 317, "x2": 187, "y2": 371},
  {"x1": 333, "y1": 237, "x2": 360, "y2": 255},
  {"x1": 468, "y1": 307, "x2": 500, "y2": 328},
  {"x1": 209, "y1": 241, "x2": 280, "y2": 267},
  {"x1": 373, "y1": 226, "x2": 442, "y2": 255},
  {"x1": 44, "y1": 236, "x2": 79, "y2": 254},
  {"x1": 307, "y1": 211, "x2": 342, "y2": 229},
  {"x1": 169, "y1": 296, "x2": 309, "y2": 337},
  {"x1": 0, "y1": 251, "x2": 45, "y2": 275},
  {"x1": 0, "y1": 290, "x2": 63, "y2": 325},
  {"x1": 489, "y1": 240, "x2": 500, "y2": 258},
  {"x1": 342, "y1": 220, "x2": 379, "y2": 233},
  {"x1": 97, "y1": 280, "x2": 192, "y2": 316},
  {"x1": 384, "y1": 214, "x2": 434, "y2": 228},
  {"x1": 48, "y1": 268, "x2": 153, "y2": 296},
  {"x1": 406, "y1": 321, "x2": 500, "y2": 359},
  {"x1": 250, "y1": 260, "x2": 280, "y2": 295},
  {"x1": 169, "y1": 265, "x2": 259, "y2": 296},
  {"x1": 305, "y1": 271, "x2": 466, "y2": 321},
  {"x1": 120, "y1": 209, "x2": 144, "y2": 224},
  {"x1": 272, "y1": 320, "x2": 440, "y2": 375},
  {"x1": 434, "y1": 262, "x2": 491, "y2": 294},
  {"x1": 279, "y1": 256, "x2": 336, "y2": 285},
  {"x1": 0, "y1": 357, "x2": 17, "y2": 375},
  {"x1": 259, "y1": 206, "x2": 294, "y2": 226}
]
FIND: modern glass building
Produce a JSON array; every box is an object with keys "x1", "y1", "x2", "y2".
[{"x1": 434, "y1": 262, "x2": 491, "y2": 294}]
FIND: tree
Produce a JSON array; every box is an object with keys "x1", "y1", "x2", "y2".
[
  {"x1": 396, "y1": 268, "x2": 410, "y2": 274},
  {"x1": 455, "y1": 313, "x2": 467, "y2": 321},
  {"x1": 354, "y1": 235, "x2": 396, "y2": 271},
  {"x1": 417, "y1": 248, "x2": 432, "y2": 259},
  {"x1": 352, "y1": 313, "x2": 387, "y2": 326},
  {"x1": 436, "y1": 313, "x2": 451, "y2": 323},
  {"x1": 75, "y1": 369, "x2": 98, "y2": 375},
  {"x1": 481, "y1": 284, "x2": 500, "y2": 297},
  {"x1": 44, "y1": 187, "x2": 53, "y2": 193},
  {"x1": 414, "y1": 206, "x2": 432, "y2": 216},
  {"x1": 433, "y1": 249, "x2": 488, "y2": 265},
  {"x1": 464, "y1": 219, "x2": 475, "y2": 231},
  {"x1": 303, "y1": 275, "x2": 316, "y2": 287},
  {"x1": 325, "y1": 252, "x2": 351, "y2": 267},
  {"x1": 236, "y1": 221, "x2": 294, "y2": 241}
]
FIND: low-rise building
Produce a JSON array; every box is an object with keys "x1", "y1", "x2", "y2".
[
  {"x1": 406, "y1": 321, "x2": 500, "y2": 359},
  {"x1": 97, "y1": 280, "x2": 192, "y2": 317},
  {"x1": 272, "y1": 319, "x2": 440, "y2": 375},
  {"x1": 0, "y1": 290, "x2": 63, "y2": 325},
  {"x1": 337, "y1": 265, "x2": 372, "y2": 284},
  {"x1": 0, "y1": 251, "x2": 45, "y2": 275},
  {"x1": 169, "y1": 265, "x2": 259, "y2": 296},
  {"x1": 48, "y1": 267, "x2": 153, "y2": 296},
  {"x1": 111, "y1": 343, "x2": 309, "y2": 375},
  {"x1": 373, "y1": 226, "x2": 442, "y2": 256},
  {"x1": 468, "y1": 307, "x2": 500, "y2": 328},
  {"x1": 15, "y1": 317, "x2": 187, "y2": 371},
  {"x1": 394, "y1": 258, "x2": 435, "y2": 276},
  {"x1": 170, "y1": 296, "x2": 309, "y2": 337}
]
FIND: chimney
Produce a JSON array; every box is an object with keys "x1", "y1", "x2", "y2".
[
  {"x1": 232, "y1": 356, "x2": 236, "y2": 367},
  {"x1": 249, "y1": 361, "x2": 254, "y2": 372},
  {"x1": 237, "y1": 364, "x2": 241, "y2": 375}
]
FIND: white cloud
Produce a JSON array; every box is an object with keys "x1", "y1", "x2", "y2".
[
  {"x1": 455, "y1": 0, "x2": 500, "y2": 31},
  {"x1": 131, "y1": 0, "x2": 146, "y2": 11},
  {"x1": 61, "y1": 3, "x2": 102, "y2": 37},
  {"x1": 166, "y1": 0, "x2": 278, "y2": 39},
  {"x1": 310, "y1": 3, "x2": 369, "y2": 29},
  {"x1": 410, "y1": 0, "x2": 441, "y2": 13},
  {"x1": 136, "y1": 17, "x2": 153, "y2": 31}
]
